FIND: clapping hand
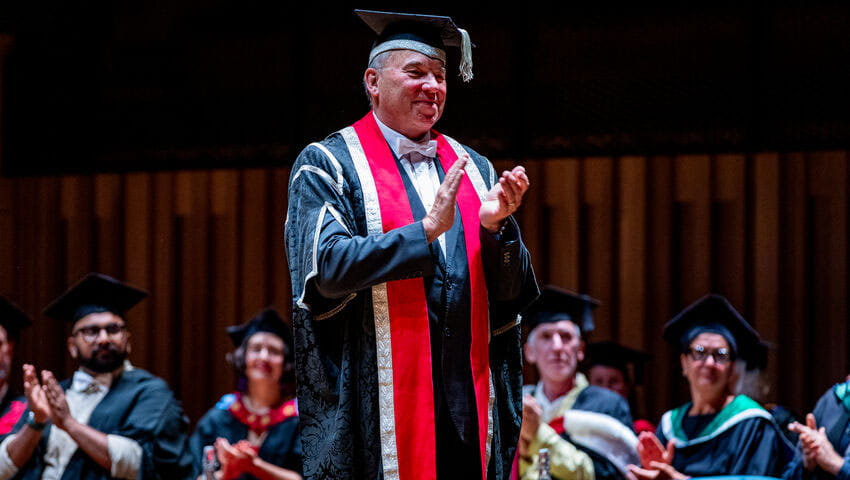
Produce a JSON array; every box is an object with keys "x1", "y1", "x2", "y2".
[
  {"x1": 789, "y1": 413, "x2": 845, "y2": 475},
  {"x1": 22, "y1": 364, "x2": 51, "y2": 425},
  {"x1": 480, "y1": 166, "x2": 529, "y2": 233}
]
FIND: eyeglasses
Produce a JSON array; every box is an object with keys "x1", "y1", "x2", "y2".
[
  {"x1": 687, "y1": 345, "x2": 732, "y2": 365},
  {"x1": 73, "y1": 324, "x2": 127, "y2": 343}
]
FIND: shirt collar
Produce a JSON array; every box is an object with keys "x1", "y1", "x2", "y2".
[
  {"x1": 71, "y1": 360, "x2": 133, "y2": 393},
  {"x1": 372, "y1": 112, "x2": 436, "y2": 159}
]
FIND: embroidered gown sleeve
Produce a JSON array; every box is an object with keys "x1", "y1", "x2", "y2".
[{"x1": 285, "y1": 140, "x2": 435, "y2": 320}]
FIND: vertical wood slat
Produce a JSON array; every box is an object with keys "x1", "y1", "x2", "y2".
[
  {"x1": 752, "y1": 153, "x2": 780, "y2": 395},
  {"x1": 240, "y1": 169, "x2": 270, "y2": 318},
  {"x1": 515, "y1": 159, "x2": 545, "y2": 281},
  {"x1": 808, "y1": 152, "x2": 848, "y2": 395},
  {"x1": 646, "y1": 157, "x2": 676, "y2": 415},
  {"x1": 271, "y1": 169, "x2": 292, "y2": 315},
  {"x1": 61, "y1": 177, "x2": 95, "y2": 283},
  {"x1": 150, "y1": 172, "x2": 176, "y2": 384},
  {"x1": 124, "y1": 173, "x2": 152, "y2": 370},
  {"x1": 543, "y1": 158, "x2": 580, "y2": 289},
  {"x1": 210, "y1": 170, "x2": 240, "y2": 398},
  {"x1": 0, "y1": 177, "x2": 13, "y2": 295},
  {"x1": 617, "y1": 156, "x2": 647, "y2": 348},
  {"x1": 94, "y1": 174, "x2": 123, "y2": 277},
  {"x1": 582, "y1": 158, "x2": 614, "y2": 339},
  {"x1": 781, "y1": 153, "x2": 808, "y2": 410},
  {"x1": 712, "y1": 154, "x2": 746, "y2": 308},
  {"x1": 674, "y1": 155, "x2": 712, "y2": 305},
  {"x1": 176, "y1": 170, "x2": 211, "y2": 422}
]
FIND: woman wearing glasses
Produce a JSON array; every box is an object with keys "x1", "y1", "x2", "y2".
[
  {"x1": 628, "y1": 295, "x2": 793, "y2": 480},
  {"x1": 190, "y1": 308, "x2": 302, "y2": 480}
]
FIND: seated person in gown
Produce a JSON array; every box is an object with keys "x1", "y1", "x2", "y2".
[
  {"x1": 628, "y1": 294, "x2": 793, "y2": 480},
  {"x1": 0, "y1": 298, "x2": 31, "y2": 439},
  {"x1": 191, "y1": 308, "x2": 301, "y2": 480},
  {"x1": 519, "y1": 286, "x2": 637, "y2": 480},
  {"x1": 585, "y1": 341, "x2": 654, "y2": 434},
  {"x1": 0, "y1": 273, "x2": 193, "y2": 480},
  {"x1": 783, "y1": 376, "x2": 850, "y2": 480}
]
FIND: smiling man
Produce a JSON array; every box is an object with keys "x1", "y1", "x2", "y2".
[
  {"x1": 285, "y1": 9, "x2": 538, "y2": 480},
  {"x1": 519, "y1": 286, "x2": 636, "y2": 480},
  {"x1": 0, "y1": 273, "x2": 192, "y2": 480}
]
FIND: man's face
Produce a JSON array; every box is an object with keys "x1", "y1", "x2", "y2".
[
  {"x1": 0, "y1": 326, "x2": 13, "y2": 386},
  {"x1": 524, "y1": 320, "x2": 584, "y2": 386},
  {"x1": 588, "y1": 365, "x2": 629, "y2": 399},
  {"x1": 68, "y1": 312, "x2": 130, "y2": 374},
  {"x1": 365, "y1": 50, "x2": 447, "y2": 139}
]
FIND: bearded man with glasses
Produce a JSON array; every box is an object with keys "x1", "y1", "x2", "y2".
[{"x1": 0, "y1": 273, "x2": 193, "y2": 480}]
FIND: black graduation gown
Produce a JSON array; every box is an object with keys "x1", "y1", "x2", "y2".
[
  {"x1": 12, "y1": 369, "x2": 193, "y2": 480},
  {"x1": 569, "y1": 386, "x2": 634, "y2": 480},
  {"x1": 524, "y1": 383, "x2": 633, "y2": 480},
  {"x1": 657, "y1": 398, "x2": 793, "y2": 477},
  {"x1": 189, "y1": 397, "x2": 302, "y2": 479},
  {"x1": 782, "y1": 383, "x2": 850, "y2": 480},
  {"x1": 285, "y1": 129, "x2": 538, "y2": 479}
]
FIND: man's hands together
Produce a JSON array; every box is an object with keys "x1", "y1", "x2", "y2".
[{"x1": 422, "y1": 156, "x2": 530, "y2": 243}]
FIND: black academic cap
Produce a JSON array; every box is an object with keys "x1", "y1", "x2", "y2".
[
  {"x1": 586, "y1": 341, "x2": 651, "y2": 384},
  {"x1": 43, "y1": 273, "x2": 148, "y2": 324},
  {"x1": 227, "y1": 307, "x2": 292, "y2": 352},
  {"x1": 0, "y1": 296, "x2": 32, "y2": 341},
  {"x1": 355, "y1": 9, "x2": 474, "y2": 82},
  {"x1": 662, "y1": 294, "x2": 767, "y2": 370},
  {"x1": 522, "y1": 285, "x2": 601, "y2": 335}
]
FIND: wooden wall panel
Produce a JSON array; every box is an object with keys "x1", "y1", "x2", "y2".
[
  {"x1": 808, "y1": 153, "x2": 848, "y2": 398},
  {"x1": 779, "y1": 153, "x2": 809, "y2": 412},
  {"x1": 542, "y1": 158, "x2": 580, "y2": 288},
  {"x1": 240, "y1": 169, "x2": 270, "y2": 319},
  {"x1": 2, "y1": 151, "x2": 850, "y2": 425},
  {"x1": 583, "y1": 158, "x2": 615, "y2": 339},
  {"x1": 752, "y1": 153, "x2": 780, "y2": 395}
]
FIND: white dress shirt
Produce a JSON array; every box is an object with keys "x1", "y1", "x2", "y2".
[{"x1": 373, "y1": 113, "x2": 447, "y2": 256}]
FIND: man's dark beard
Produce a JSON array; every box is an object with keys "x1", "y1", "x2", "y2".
[{"x1": 80, "y1": 345, "x2": 128, "y2": 373}]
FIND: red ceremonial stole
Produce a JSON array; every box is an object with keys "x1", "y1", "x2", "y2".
[{"x1": 345, "y1": 112, "x2": 491, "y2": 480}]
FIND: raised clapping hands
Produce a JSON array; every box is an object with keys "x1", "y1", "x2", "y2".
[
  {"x1": 627, "y1": 432, "x2": 689, "y2": 480},
  {"x1": 422, "y1": 158, "x2": 530, "y2": 243},
  {"x1": 215, "y1": 437, "x2": 258, "y2": 480},
  {"x1": 788, "y1": 413, "x2": 846, "y2": 475}
]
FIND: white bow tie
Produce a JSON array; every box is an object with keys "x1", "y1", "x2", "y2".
[{"x1": 395, "y1": 137, "x2": 437, "y2": 160}]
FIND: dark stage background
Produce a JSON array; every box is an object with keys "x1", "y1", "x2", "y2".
[{"x1": 0, "y1": 1, "x2": 848, "y2": 425}]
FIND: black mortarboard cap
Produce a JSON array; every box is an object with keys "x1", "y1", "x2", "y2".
[
  {"x1": 43, "y1": 273, "x2": 148, "y2": 324},
  {"x1": 586, "y1": 341, "x2": 651, "y2": 384},
  {"x1": 0, "y1": 296, "x2": 32, "y2": 341},
  {"x1": 522, "y1": 285, "x2": 601, "y2": 335},
  {"x1": 662, "y1": 294, "x2": 767, "y2": 370},
  {"x1": 355, "y1": 9, "x2": 474, "y2": 82},
  {"x1": 227, "y1": 307, "x2": 292, "y2": 352}
]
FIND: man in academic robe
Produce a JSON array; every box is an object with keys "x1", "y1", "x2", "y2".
[
  {"x1": 0, "y1": 298, "x2": 31, "y2": 439},
  {"x1": 783, "y1": 377, "x2": 850, "y2": 480},
  {"x1": 285, "y1": 9, "x2": 538, "y2": 480},
  {"x1": 0, "y1": 273, "x2": 193, "y2": 480},
  {"x1": 518, "y1": 286, "x2": 637, "y2": 480}
]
